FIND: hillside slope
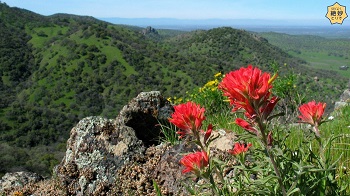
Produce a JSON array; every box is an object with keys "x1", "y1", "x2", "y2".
[{"x1": 259, "y1": 32, "x2": 350, "y2": 78}]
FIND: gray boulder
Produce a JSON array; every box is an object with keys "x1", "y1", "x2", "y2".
[
  {"x1": 54, "y1": 91, "x2": 173, "y2": 195},
  {"x1": 55, "y1": 116, "x2": 141, "y2": 195}
]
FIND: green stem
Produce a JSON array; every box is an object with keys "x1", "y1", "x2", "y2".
[
  {"x1": 317, "y1": 136, "x2": 326, "y2": 196},
  {"x1": 258, "y1": 118, "x2": 287, "y2": 196},
  {"x1": 195, "y1": 130, "x2": 206, "y2": 151},
  {"x1": 267, "y1": 149, "x2": 287, "y2": 196},
  {"x1": 209, "y1": 172, "x2": 220, "y2": 195},
  {"x1": 215, "y1": 166, "x2": 225, "y2": 184}
]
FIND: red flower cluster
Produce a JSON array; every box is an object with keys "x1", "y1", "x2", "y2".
[
  {"x1": 180, "y1": 151, "x2": 209, "y2": 174},
  {"x1": 219, "y1": 65, "x2": 278, "y2": 135},
  {"x1": 298, "y1": 100, "x2": 326, "y2": 137},
  {"x1": 228, "y1": 142, "x2": 252, "y2": 155},
  {"x1": 169, "y1": 101, "x2": 206, "y2": 138}
]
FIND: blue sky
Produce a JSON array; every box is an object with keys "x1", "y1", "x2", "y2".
[{"x1": 2, "y1": 0, "x2": 348, "y2": 21}]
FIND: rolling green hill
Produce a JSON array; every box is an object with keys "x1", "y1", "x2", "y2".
[
  {"x1": 0, "y1": 2, "x2": 347, "y2": 176},
  {"x1": 259, "y1": 32, "x2": 350, "y2": 78}
]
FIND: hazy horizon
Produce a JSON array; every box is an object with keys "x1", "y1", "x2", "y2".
[{"x1": 98, "y1": 17, "x2": 338, "y2": 27}]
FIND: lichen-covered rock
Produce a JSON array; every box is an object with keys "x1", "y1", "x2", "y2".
[
  {"x1": 112, "y1": 143, "x2": 197, "y2": 195},
  {"x1": 1, "y1": 178, "x2": 67, "y2": 196},
  {"x1": 111, "y1": 140, "x2": 237, "y2": 195},
  {"x1": 53, "y1": 91, "x2": 173, "y2": 195},
  {"x1": 0, "y1": 171, "x2": 43, "y2": 193},
  {"x1": 150, "y1": 143, "x2": 196, "y2": 195},
  {"x1": 54, "y1": 116, "x2": 144, "y2": 195},
  {"x1": 116, "y1": 91, "x2": 174, "y2": 146}
]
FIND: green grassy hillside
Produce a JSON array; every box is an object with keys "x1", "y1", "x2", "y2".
[
  {"x1": 259, "y1": 32, "x2": 350, "y2": 78},
  {"x1": 0, "y1": 2, "x2": 347, "y2": 176}
]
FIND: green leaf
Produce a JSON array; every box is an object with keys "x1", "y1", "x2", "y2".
[
  {"x1": 287, "y1": 188, "x2": 300, "y2": 196},
  {"x1": 183, "y1": 183, "x2": 196, "y2": 195},
  {"x1": 152, "y1": 180, "x2": 163, "y2": 196},
  {"x1": 267, "y1": 112, "x2": 285, "y2": 121}
]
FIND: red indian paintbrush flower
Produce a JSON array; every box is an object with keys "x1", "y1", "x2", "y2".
[
  {"x1": 219, "y1": 65, "x2": 277, "y2": 115},
  {"x1": 220, "y1": 65, "x2": 280, "y2": 140},
  {"x1": 298, "y1": 100, "x2": 326, "y2": 137},
  {"x1": 228, "y1": 142, "x2": 252, "y2": 156},
  {"x1": 203, "y1": 124, "x2": 213, "y2": 144},
  {"x1": 180, "y1": 151, "x2": 209, "y2": 175},
  {"x1": 298, "y1": 100, "x2": 326, "y2": 126},
  {"x1": 169, "y1": 101, "x2": 206, "y2": 138}
]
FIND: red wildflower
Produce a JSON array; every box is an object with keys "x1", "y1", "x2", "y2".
[
  {"x1": 203, "y1": 124, "x2": 213, "y2": 144},
  {"x1": 169, "y1": 101, "x2": 206, "y2": 138},
  {"x1": 298, "y1": 100, "x2": 326, "y2": 126},
  {"x1": 298, "y1": 101, "x2": 326, "y2": 137},
  {"x1": 235, "y1": 118, "x2": 258, "y2": 135},
  {"x1": 228, "y1": 142, "x2": 252, "y2": 156},
  {"x1": 180, "y1": 151, "x2": 209, "y2": 174},
  {"x1": 219, "y1": 65, "x2": 277, "y2": 115}
]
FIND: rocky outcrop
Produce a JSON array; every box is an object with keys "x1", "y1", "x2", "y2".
[
  {"x1": 141, "y1": 26, "x2": 159, "y2": 35},
  {"x1": 53, "y1": 91, "x2": 173, "y2": 195}
]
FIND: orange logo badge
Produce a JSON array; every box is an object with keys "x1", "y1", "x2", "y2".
[{"x1": 326, "y1": 2, "x2": 348, "y2": 24}]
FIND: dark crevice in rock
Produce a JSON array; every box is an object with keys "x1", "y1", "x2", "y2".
[
  {"x1": 125, "y1": 112, "x2": 161, "y2": 147},
  {"x1": 117, "y1": 91, "x2": 174, "y2": 147}
]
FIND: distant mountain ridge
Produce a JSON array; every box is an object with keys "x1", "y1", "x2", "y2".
[
  {"x1": 100, "y1": 17, "x2": 329, "y2": 27},
  {"x1": 100, "y1": 17, "x2": 350, "y2": 38}
]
